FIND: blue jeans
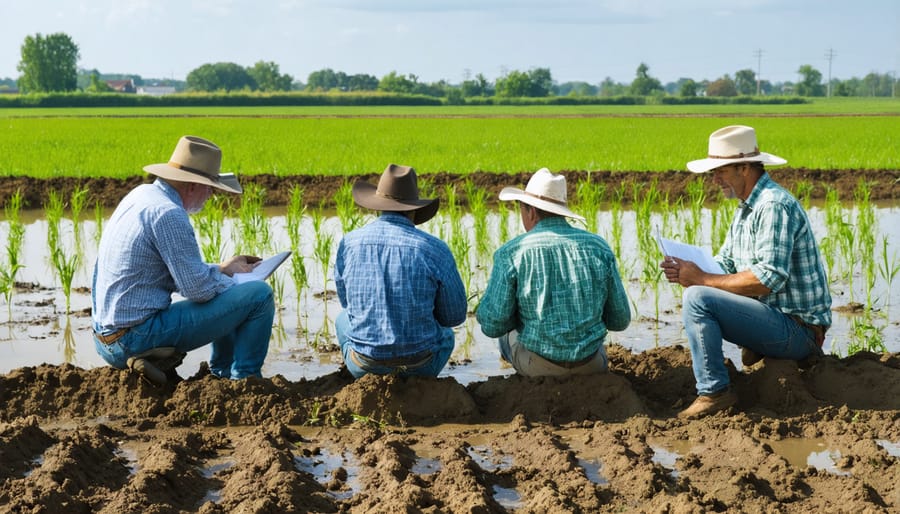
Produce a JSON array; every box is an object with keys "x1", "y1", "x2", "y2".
[
  {"x1": 335, "y1": 310, "x2": 455, "y2": 379},
  {"x1": 94, "y1": 281, "x2": 275, "y2": 379},
  {"x1": 682, "y1": 286, "x2": 822, "y2": 395}
]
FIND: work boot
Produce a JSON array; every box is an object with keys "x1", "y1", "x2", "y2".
[
  {"x1": 741, "y1": 348, "x2": 763, "y2": 367},
  {"x1": 678, "y1": 389, "x2": 738, "y2": 419},
  {"x1": 126, "y1": 347, "x2": 186, "y2": 387}
]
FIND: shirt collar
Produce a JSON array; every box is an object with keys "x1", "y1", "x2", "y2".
[
  {"x1": 532, "y1": 216, "x2": 571, "y2": 231},
  {"x1": 379, "y1": 211, "x2": 415, "y2": 227},
  {"x1": 741, "y1": 172, "x2": 770, "y2": 210},
  {"x1": 154, "y1": 178, "x2": 185, "y2": 208}
]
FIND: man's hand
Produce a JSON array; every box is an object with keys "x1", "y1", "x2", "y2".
[
  {"x1": 219, "y1": 255, "x2": 262, "y2": 276},
  {"x1": 660, "y1": 257, "x2": 702, "y2": 286}
]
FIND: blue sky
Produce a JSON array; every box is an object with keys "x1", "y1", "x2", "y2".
[{"x1": 2, "y1": 0, "x2": 898, "y2": 86}]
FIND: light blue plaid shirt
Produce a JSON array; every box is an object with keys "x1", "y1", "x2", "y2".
[
  {"x1": 476, "y1": 217, "x2": 632, "y2": 362},
  {"x1": 716, "y1": 173, "x2": 832, "y2": 327},
  {"x1": 334, "y1": 213, "x2": 467, "y2": 360},
  {"x1": 92, "y1": 179, "x2": 233, "y2": 332}
]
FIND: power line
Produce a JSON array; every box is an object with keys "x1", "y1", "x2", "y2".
[
  {"x1": 753, "y1": 49, "x2": 764, "y2": 95},
  {"x1": 825, "y1": 48, "x2": 836, "y2": 97}
]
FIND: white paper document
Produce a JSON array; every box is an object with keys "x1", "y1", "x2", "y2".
[
  {"x1": 656, "y1": 235, "x2": 724, "y2": 275},
  {"x1": 232, "y1": 251, "x2": 292, "y2": 284}
]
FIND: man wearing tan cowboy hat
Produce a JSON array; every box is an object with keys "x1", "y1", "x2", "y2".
[
  {"x1": 92, "y1": 135, "x2": 275, "y2": 385},
  {"x1": 476, "y1": 168, "x2": 631, "y2": 377},
  {"x1": 661, "y1": 125, "x2": 831, "y2": 419},
  {"x1": 334, "y1": 164, "x2": 467, "y2": 379}
]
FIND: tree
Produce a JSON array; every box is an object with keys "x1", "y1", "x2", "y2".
[
  {"x1": 599, "y1": 77, "x2": 627, "y2": 96},
  {"x1": 629, "y1": 63, "x2": 663, "y2": 96},
  {"x1": 679, "y1": 79, "x2": 699, "y2": 97},
  {"x1": 734, "y1": 69, "x2": 757, "y2": 95},
  {"x1": 495, "y1": 70, "x2": 532, "y2": 97},
  {"x1": 378, "y1": 71, "x2": 416, "y2": 94},
  {"x1": 796, "y1": 65, "x2": 824, "y2": 96},
  {"x1": 248, "y1": 61, "x2": 292, "y2": 92},
  {"x1": 345, "y1": 73, "x2": 378, "y2": 91},
  {"x1": 186, "y1": 62, "x2": 256, "y2": 92},
  {"x1": 85, "y1": 73, "x2": 112, "y2": 93},
  {"x1": 706, "y1": 75, "x2": 738, "y2": 97},
  {"x1": 17, "y1": 33, "x2": 80, "y2": 93},
  {"x1": 461, "y1": 73, "x2": 491, "y2": 97}
]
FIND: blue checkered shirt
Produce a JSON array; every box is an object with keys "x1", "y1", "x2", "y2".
[
  {"x1": 334, "y1": 213, "x2": 467, "y2": 359},
  {"x1": 92, "y1": 179, "x2": 233, "y2": 332},
  {"x1": 476, "y1": 217, "x2": 632, "y2": 362},
  {"x1": 716, "y1": 173, "x2": 832, "y2": 327}
]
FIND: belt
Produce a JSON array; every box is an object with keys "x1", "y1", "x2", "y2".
[
  {"x1": 790, "y1": 315, "x2": 827, "y2": 348},
  {"x1": 349, "y1": 349, "x2": 434, "y2": 371},
  {"x1": 545, "y1": 349, "x2": 599, "y2": 369},
  {"x1": 94, "y1": 328, "x2": 129, "y2": 345}
]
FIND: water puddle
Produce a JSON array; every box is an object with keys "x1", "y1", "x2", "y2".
[
  {"x1": 467, "y1": 444, "x2": 513, "y2": 472},
  {"x1": 555, "y1": 427, "x2": 610, "y2": 485},
  {"x1": 411, "y1": 456, "x2": 442, "y2": 475},
  {"x1": 766, "y1": 438, "x2": 850, "y2": 476},
  {"x1": 493, "y1": 484, "x2": 524, "y2": 510},
  {"x1": 199, "y1": 456, "x2": 236, "y2": 505},
  {"x1": 115, "y1": 443, "x2": 140, "y2": 475},
  {"x1": 876, "y1": 439, "x2": 900, "y2": 457},
  {"x1": 293, "y1": 446, "x2": 362, "y2": 499},
  {"x1": 648, "y1": 438, "x2": 694, "y2": 479}
]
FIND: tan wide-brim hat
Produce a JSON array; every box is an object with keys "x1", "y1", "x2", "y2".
[
  {"x1": 143, "y1": 135, "x2": 243, "y2": 194},
  {"x1": 687, "y1": 125, "x2": 787, "y2": 173},
  {"x1": 498, "y1": 167, "x2": 586, "y2": 222},
  {"x1": 352, "y1": 164, "x2": 439, "y2": 225}
]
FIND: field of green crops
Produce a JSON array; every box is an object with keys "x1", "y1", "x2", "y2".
[{"x1": 1, "y1": 99, "x2": 898, "y2": 178}]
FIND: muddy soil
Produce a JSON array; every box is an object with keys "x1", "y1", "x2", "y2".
[{"x1": 2, "y1": 169, "x2": 900, "y2": 512}]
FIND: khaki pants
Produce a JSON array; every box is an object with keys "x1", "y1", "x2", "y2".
[{"x1": 499, "y1": 331, "x2": 608, "y2": 378}]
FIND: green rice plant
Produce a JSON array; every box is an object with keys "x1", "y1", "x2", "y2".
[
  {"x1": 195, "y1": 194, "x2": 227, "y2": 262},
  {"x1": 793, "y1": 180, "x2": 814, "y2": 211},
  {"x1": 821, "y1": 186, "x2": 844, "y2": 282},
  {"x1": 575, "y1": 175, "x2": 606, "y2": 235},
  {"x1": 609, "y1": 183, "x2": 626, "y2": 263},
  {"x1": 2, "y1": 190, "x2": 25, "y2": 314},
  {"x1": 52, "y1": 246, "x2": 79, "y2": 314},
  {"x1": 684, "y1": 176, "x2": 706, "y2": 246},
  {"x1": 335, "y1": 180, "x2": 363, "y2": 234},
  {"x1": 709, "y1": 191, "x2": 732, "y2": 252},
  {"x1": 311, "y1": 203, "x2": 334, "y2": 341},
  {"x1": 877, "y1": 236, "x2": 899, "y2": 310},
  {"x1": 44, "y1": 189, "x2": 65, "y2": 257},
  {"x1": 853, "y1": 180, "x2": 877, "y2": 309},
  {"x1": 93, "y1": 200, "x2": 104, "y2": 246},
  {"x1": 0, "y1": 269, "x2": 15, "y2": 321},
  {"x1": 234, "y1": 183, "x2": 270, "y2": 256},
  {"x1": 841, "y1": 312, "x2": 887, "y2": 357},
  {"x1": 464, "y1": 180, "x2": 490, "y2": 258},
  {"x1": 285, "y1": 185, "x2": 305, "y2": 250},
  {"x1": 69, "y1": 185, "x2": 89, "y2": 252},
  {"x1": 496, "y1": 197, "x2": 510, "y2": 244}
]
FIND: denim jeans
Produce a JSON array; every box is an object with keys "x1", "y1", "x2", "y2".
[
  {"x1": 335, "y1": 310, "x2": 455, "y2": 379},
  {"x1": 682, "y1": 285, "x2": 822, "y2": 395},
  {"x1": 498, "y1": 330, "x2": 608, "y2": 377},
  {"x1": 94, "y1": 281, "x2": 275, "y2": 379}
]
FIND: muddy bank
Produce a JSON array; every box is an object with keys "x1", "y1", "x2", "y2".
[
  {"x1": 2, "y1": 345, "x2": 899, "y2": 512},
  {"x1": 2, "y1": 168, "x2": 899, "y2": 210}
]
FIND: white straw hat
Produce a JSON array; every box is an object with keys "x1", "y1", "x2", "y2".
[
  {"x1": 687, "y1": 125, "x2": 787, "y2": 173},
  {"x1": 498, "y1": 168, "x2": 585, "y2": 222}
]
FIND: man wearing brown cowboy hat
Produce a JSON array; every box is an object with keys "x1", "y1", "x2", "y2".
[
  {"x1": 661, "y1": 125, "x2": 831, "y2": 419},
  {"x1": 476, "y1": 168, "x2": 631, "y2": 377},
  {"x1": 334, "y1": 164, "x2": 467, "y2": 379},
  {"x1": 91, "y1": 136, "x2": 275, "y2": 385}
]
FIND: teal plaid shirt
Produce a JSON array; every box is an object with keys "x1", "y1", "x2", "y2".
[
  {"x1": 716, "y1": 173, "x2": 832, "y2": 327},
  {"x1": 476, "y1": 217, "x2": 631, "y2": 362}
]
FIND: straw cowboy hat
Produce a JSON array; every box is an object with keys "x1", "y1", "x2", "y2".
[
  {"x1": 498, "y1": 168, "x2": 585, "y2": 222},
  {"x1": 143, "y1": 136, "x2": 242, "y2": 194},
  {"x1": 687, "y1": 125, "x2": 787, "y2": 173},
  {"x1": 352, "y1": 164, "x2": 439, "y2": 225}
]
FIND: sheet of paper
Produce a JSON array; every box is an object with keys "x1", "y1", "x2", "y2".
[
  {"x1": 232, "y1": 251, "x2": 292, "y2": 284},
  {"x1": 656, "y1": 235, "x2": 724, "y2": 275}
]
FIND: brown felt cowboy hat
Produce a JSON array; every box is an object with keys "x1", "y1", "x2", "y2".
[
  {"x1": 143, "y1": 135, "x2": 243, "y2": 194},
  {"x1": 687, "y1": 125, "x2": 787, "y2": 173},
  {"x1": 352, "y1": 164, "x2": 439, "y2": 225}
]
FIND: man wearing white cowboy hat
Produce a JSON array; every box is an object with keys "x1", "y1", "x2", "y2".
[
  {"x1": 334, "y1": 164, "x2": 467, "y2": 379},
  {"x1": 92, "y1": 135, "x2": 275, "y2": 384},
  {"x1": 661, "y1": 125, "x2": 831, "y2": 419},
  {"x1": 476, "y1": 168, "x2": 631, "y2": 377}
]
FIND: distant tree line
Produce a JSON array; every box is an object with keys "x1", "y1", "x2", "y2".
[{"x1": 6, "y1": 32, "x2": 898, "y2": 99}]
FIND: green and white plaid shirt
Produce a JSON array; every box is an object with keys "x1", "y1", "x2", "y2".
[
  {"x1": 476, "y1": 217, "x2": 631, "y2": 362},
  {"x1": 716, "y1": 173, "x2": 832, "y2": 327}
]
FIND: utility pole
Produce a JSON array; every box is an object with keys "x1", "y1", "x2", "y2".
[
  {"x1": 825, "y1": 48, "x2": 836, "y2": 97},
  {"x1": 753, "y1": 49, "x2": 764, "y2": 95}
]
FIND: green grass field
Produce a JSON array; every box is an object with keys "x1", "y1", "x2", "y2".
[{"x1": 1, "y1": 99, "x2": 898, "y2": 177}]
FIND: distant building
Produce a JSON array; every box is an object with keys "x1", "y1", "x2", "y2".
[
  {"x1": 106, "y1": 79, "x2": 136, "y2": 93},
  {"x1": 0, "y1": 86, "x2": 18, "y2": 95},
  {"x1": 137, "y1": 86, "x2": 177, "y2": 96}
]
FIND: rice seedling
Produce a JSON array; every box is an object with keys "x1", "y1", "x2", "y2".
[
  {"x1": 311, "y1": 202, "x2": 335, "y2": 342},
  {"x1": 285, "y1": 186, "x2": 310, "y2": 329},
  {"x1": 877, "y1": 236, "x2": 899, "y2": 310},
  {"x1": 464, "y1": 180, "x2": 490, "y2": 258},
  {"x1": 575, "y1": 175, "x2": 606, "y2": 235},
  {"x1": 52, "y1": 247, "x2": 79, "y2": 314},
  {"x1": 842, "y1": 311, "x2": 887, "y2": 357},
  {"x1": 195, "y1": 194, "x2": 227, "y2": 262},
  {"x1": 44, "y1": 189, "x2": 65, "y2": 257},
  {"x1": 234, "y1": 183, "x2": 270, "y2": 256},
  {"x1": 683, "y1": 176, "x2": 706, "y2": 246},
  {"x1": 2, "y1": 190, "x2": 25, "y2": 317},
  {"x1": 69, "y1": 185, "x2": 89, "y2": 253},
  {"x1": 793, "y1": 180, "x2": 814, "y2": 211},
  {"x1": 93, "y1": 200, "x2": 104, "y2": 246},
  {"x1": 335, "y1": 180, "x2": 363, "y2": 234},
  {"x1": 853, "y1": 180, "x2": 877, "y2": 309},
  {"x1": 496, "y1": 199, "x2": 510, "y2": 244}
]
